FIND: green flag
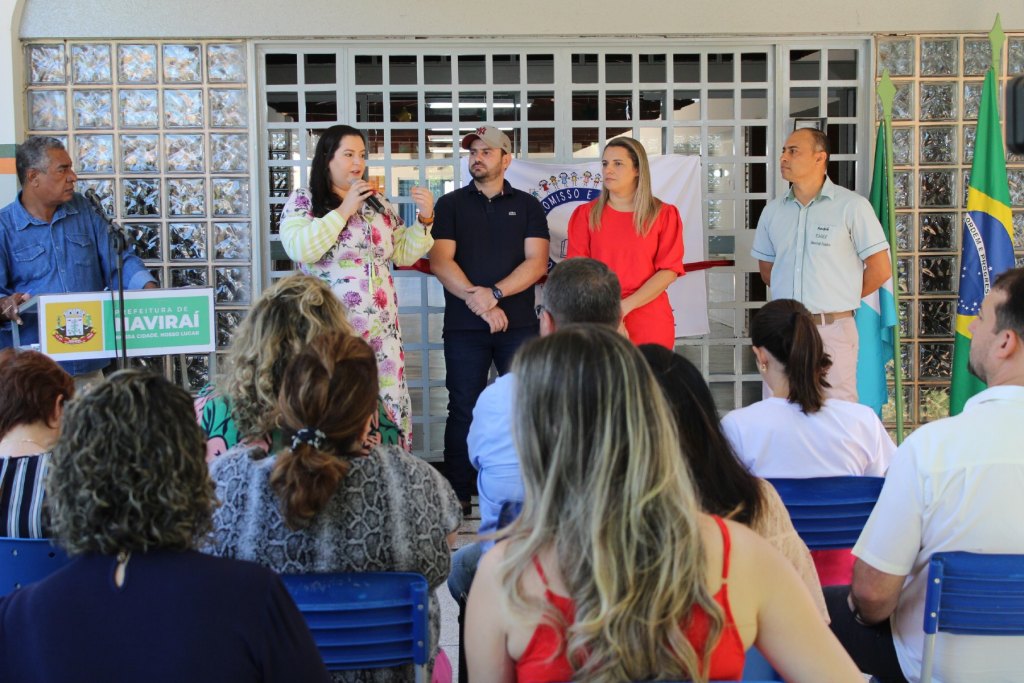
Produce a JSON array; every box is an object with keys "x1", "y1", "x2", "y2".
[{"x1": 950, "y1": 67, "x2": 1015, "y2": 415}]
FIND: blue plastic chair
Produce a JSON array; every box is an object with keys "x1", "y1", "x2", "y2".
[
  {"x1": 767, "y1": 477, "x2": 885, "y2": 550},
  {"x1": 920, "y1": 551, "x2": 1024, "y2": 683},
  {"x1": 741, "y1": 647, "x2": 782, "y2": 681},
  {"x1": 281, "y1": 571, "x2": 429, "y2": 682},
  {"x1": 0, "y1": 537, "x2": 70, "y2": 597}
]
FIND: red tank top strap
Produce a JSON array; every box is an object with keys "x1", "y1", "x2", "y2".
[
  {"x1": 710, "y1": 515, "x2": 732, "y2": 580},
  {"x1": 532, "y1": 556, "x2": 551, "y2": 587}
]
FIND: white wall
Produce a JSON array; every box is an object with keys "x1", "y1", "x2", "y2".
[
  {"x1": 0, "y1": 0, "x2": 22, "y2": 199},
  {"x1": 19, "y1": 0, "x2": 1024, "y2": 39}
]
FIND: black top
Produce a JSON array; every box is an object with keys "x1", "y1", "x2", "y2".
[
  {"x1": 432, "y1": 180, "x2": 550, "y2": 331},
  {"x1": 0, "y1": 549, "x2": 329, "y2": 683}
]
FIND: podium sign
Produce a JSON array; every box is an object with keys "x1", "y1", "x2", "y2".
[{"x1": 20, "y1": 288, "x2": 215, "y2": 361}]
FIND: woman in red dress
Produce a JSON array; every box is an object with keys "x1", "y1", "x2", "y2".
[{"x1": 567, "y1": 137, "x2": 685, "y2": 349}]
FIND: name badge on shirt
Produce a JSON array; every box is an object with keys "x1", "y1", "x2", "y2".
[{"x1": 810, "y1": 224, "x2": 834, "y2": 247}]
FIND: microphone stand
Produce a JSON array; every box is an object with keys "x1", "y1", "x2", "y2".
[
  {"x1": 88, "y1": 196, "x2": 130, "y2": 370},
  {"x1": 111, "y1": 226, "x2": 129, "y2": 370}
]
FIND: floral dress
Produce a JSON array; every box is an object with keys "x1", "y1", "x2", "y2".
[{"x1": 279, "y1": 188, "x2": 433, "y2": 450}]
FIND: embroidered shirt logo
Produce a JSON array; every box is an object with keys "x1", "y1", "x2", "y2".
[{"x1": 508, "y1": 211, "x2": 517, "y2": 216}]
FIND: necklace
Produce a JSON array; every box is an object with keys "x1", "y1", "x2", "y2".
[
  {"x1": 18, "y1": 438, "x2": 53, "y2": 449},
  {"x1": 114, "y1": 550, "x2": 131, "y2": 588},
  {"x1": 0, "y1": 436, "x2": 55, "y2": 453}
]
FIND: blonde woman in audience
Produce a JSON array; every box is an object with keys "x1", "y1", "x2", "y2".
[
  {"x1": 207, "y1": 331, "x2": 461, "y2": 683},
  {"x1": 466, "y1": 325, "x2": 862, "y2": 683},
  {"x1": 0, "y1": 370, "x2": 328, "y2": 683},
  {"x1": 195, "y1": 274, "x2": 401, "y2": 460},
  {"x1": 721, "y1": 298, "x2": 896, "y2": 585},
  {"x1": 0, "y1": 349, "x2": 74, "y2": 538}
]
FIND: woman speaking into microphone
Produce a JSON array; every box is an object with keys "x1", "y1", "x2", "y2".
[{"x1": 279, "y1": 125, "x2": 435, "y2": 450}]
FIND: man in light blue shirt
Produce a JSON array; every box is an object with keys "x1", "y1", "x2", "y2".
[
  {"x1": 0, "y1": 136, "x2": 156, "y2": 381},
  {"x1": 752, "y1": 128, "x2": 891, "y2": 401},
  {"x1": 447, "y1": 257, "x2": 622, "y2": 602}
]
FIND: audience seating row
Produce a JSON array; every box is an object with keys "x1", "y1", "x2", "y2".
[{"x1": 7, "y1": 498, "x2": 1024, "y2": 681}]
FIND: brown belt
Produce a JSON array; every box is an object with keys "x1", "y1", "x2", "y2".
[{"x1": 811, "y1": 310, "x2": 855, "y2": 325}]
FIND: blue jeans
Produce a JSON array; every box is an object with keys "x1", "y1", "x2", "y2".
[
  {"x1": 442, "y1": 325, "x2": 537, "y2": 501},
  {"x1": 447, "y1": 541, "x2": 485, "y2": 602},
  {"x1": 449, "y1": 541, "x2": 487, "y2": 683}
]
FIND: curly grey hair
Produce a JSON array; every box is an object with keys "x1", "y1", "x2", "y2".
[{"x1": 47, "y1": 369, "x2": 215, "y2": 555}]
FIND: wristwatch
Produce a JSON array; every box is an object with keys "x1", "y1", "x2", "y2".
[{"x1": 491, "y1": 286, "x2": 504, "y2": 301}]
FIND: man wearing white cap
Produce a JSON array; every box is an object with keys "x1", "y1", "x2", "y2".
[{"x1": 429, "y1": 126, "x2": 550, "y2": 510}]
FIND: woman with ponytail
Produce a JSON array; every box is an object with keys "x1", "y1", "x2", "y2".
[
  {"x1": 721, "y1": 298, "x2": 895, "y2": 584},
  {"x1": 196, "y1": 274, "x2": 403, "y2": 461},
  {"x1": 465, "y1": 325, "x2": 862, "y2": 683},
  {"x1": 207, "y1": 331, "x2": 461, "y2": 682},
  {"x1": 721, "y1": 298, "x2": 894, "y2": 478}
]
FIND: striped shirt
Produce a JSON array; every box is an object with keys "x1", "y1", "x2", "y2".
[{"x1": 0, "y1": 453, "x2": 50, "y2": 538}]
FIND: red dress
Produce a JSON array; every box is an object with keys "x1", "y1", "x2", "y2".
[
  {"x1": 567, "y1": 201, "x2": 685, "y2": 349},
  {"x1": 514, "y1": 516, "x2": 746, "y2": 682}
]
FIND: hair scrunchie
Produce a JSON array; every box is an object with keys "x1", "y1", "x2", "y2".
[{"x1": 291, "y1": 427, "x2": 326, "y2": 450}]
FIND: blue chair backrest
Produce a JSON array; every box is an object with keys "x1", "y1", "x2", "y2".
[
  {"x1": 767, "y1": 476, "x2": 885, "y2": 550},
  {"x1": 741, "y1": 647, "x2": 782, "y2": 681},
  {"x1": 0, "y1": 537, "x2": 70, "y2": 597},
  {"x1": 281, "y1": 571, "x2": 429, "y2": 682},
  {"x1": 919, "y1": 551, "x2": 1024, "y2": 682}
]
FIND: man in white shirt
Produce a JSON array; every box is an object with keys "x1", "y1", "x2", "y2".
[
  {"x1": 827, "y1": 267, "x2": 1024, "y2": 683},
  {"x1": 752, "y1": 128, "x2": 891, "y2": 401}
]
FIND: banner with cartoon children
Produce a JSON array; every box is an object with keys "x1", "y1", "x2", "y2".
[{"x1": 498, "y1": 155, "x2": 708, "y2": 337}]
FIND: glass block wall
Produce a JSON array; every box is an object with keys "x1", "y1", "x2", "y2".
[
  {"x1": 256, "y1": 42, "x2": 870, "y2": 461},
  {"x1": 23, "y1": 41, "x2": 252, "y2": 389},
  {"x1": 876, "y1": 34, "x2": 1024, "y2": 430}
]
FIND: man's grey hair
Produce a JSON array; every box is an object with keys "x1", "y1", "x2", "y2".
[
  {"x1": 16, "y1": 136, "x2": 65, "y2": 185},
  {"x1": 543, "y1": 257, "x2": 621, "y2": 327}
]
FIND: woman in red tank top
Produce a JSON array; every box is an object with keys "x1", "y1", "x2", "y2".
[{"x1": 464, "y1": 326, "x2": 864, "y2": 683}]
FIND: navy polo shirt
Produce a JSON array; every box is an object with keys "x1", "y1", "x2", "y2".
[{"x1": 433, "y1": 180, "x2": 549, "y2": 331}]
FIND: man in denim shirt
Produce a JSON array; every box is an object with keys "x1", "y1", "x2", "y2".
[{"x1": 0, "y1": 136, "x2": 156, "y2": 384}]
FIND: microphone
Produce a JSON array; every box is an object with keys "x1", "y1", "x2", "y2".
[
  {"x1": 84, "y1": 188, "x2": 109, "y2": 217},
  {"x1": 364, "y1": 192, "x2": 387, "y2": 214},
  {"x1": 84, "y1": 188, "x2": 136, "y2": 247}
]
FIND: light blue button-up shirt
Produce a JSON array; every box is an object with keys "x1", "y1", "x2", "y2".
[
  {"x1": 752, "y1": 177, "x2": 888, "y2": 314},
  {"x1": 467, "y1": 372, "x2": 525, "y2": 549},
  {"x1": 0, "y1": 191, "x2": 156, "y2": 375}
]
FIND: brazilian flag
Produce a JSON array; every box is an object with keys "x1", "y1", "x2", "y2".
[{"x1": 950, "y1": 67, "x2": 1016, "y2": 415}]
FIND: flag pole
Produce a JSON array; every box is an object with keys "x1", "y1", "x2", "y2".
[
  {"x1": 990, "y1": 14, "x2": 1005, "y2": 77},
  {"x1": 876, "y1": 70, "x2": 904, "y2": 443}
]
